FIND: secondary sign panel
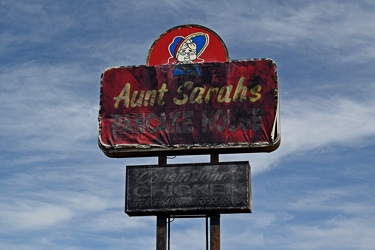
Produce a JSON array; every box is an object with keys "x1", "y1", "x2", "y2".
[
  {"x1": 125, "y1": 161, "x2": 251, "y2": 216},
  {"x1": 98, "y1": 59, "x2": 280, "y2": 157}
]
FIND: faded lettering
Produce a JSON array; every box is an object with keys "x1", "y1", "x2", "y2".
[{"x1": 114, "y1": 77, "x2": 263, "y2": 109}]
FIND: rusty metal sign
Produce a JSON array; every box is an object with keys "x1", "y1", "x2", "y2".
[
  {"x1": 125, "y1": 161, "x2": 251, "y2": 216},
  {"x1": 98, "y1": 25, "x2": 280, "y2": 158}
]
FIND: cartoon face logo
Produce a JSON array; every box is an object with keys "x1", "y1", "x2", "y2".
[
  {"x1": 176, "y1": 39, "x2": 197, "y2": 63},
  {"x1": 147, "y1": 25, "x2": 229, "y2": 68},
  {"x1": 168, "y1": 33, "x2": 209, "y2": 76}
]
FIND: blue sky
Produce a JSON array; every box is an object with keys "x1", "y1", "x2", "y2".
[{"x1": 1, "y1": 0, "x2": 375, "y2": 249}]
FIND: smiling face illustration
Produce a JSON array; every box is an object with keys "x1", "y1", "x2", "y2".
[
  {"x1": 168, "y1": 33, "x2": 209, "y2": 64},
  {"x1": 176, "y1": 39, "x2": 197, "y2": 64},
  {"x1": 167, "y1": 33, "x2": 209, "y2": 76}
]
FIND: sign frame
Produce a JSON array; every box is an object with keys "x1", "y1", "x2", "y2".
[
  {"x1": 98, "y1": 59, "x2": 280, "y2": 158},
  {"x1": 125, "y1": 161, "x2": 251, "y2": 216}
]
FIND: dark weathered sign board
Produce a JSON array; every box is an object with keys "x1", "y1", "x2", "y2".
[{"x1": 125, "y1": 161, "x2": 251, "y2": 216}]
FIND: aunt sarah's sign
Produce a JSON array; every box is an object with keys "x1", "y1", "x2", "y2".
[{"x1": 98, "y1": 25, "x2": 280, "y2": 158}]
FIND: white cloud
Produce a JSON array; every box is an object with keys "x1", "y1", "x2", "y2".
[
  {"x1": 170, "y1": 226, "x2": 207, "y2": 249},
  {"x1": 286, "y1": 216, "x2": 375, "y2": 250},
  {"x1": 199, "y1": 1, "x2": 375, "y2": 63},
  {"x1": 0, "y1": 201, "x2": 72, "y2": 231},
  {"x1": 0, "y1": 62, "x2": 98, "y2": 157},
  {"x1": 230, "y1": 89, "x2": 375, "y2": 173},
  {"x1": 288, "y1": 184, "x2": 375, "y2": 215},
  {"x1": 87, "y1": 213, "x2": 154, "y2": 231},
  {"x1": 0, "y1": 1, "x2": 75, "y2": 48},
  {"x1": 282, "y1": 93, "x2": 375, "y2": 150},
  {"x1": 1, "y1": 1, "x2": 375, "y2": 250}
]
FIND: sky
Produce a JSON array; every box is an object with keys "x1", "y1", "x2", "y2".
[{"x1": 1, "y1": 0, "x2": 375, "y2": 249}]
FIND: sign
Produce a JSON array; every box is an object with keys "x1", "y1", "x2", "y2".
[
  {"x1": 98, "y1": 24, "x2": 280, "y2": 158},
  {"x1": 99, "y1": 60, "x2": 279, "y2": 157},
  {"x1": 125, "y1": 161, "x2": 251, "y2": 216},
  {"x1": 147, "y1": 24, "x2": 229, "y2": 66}
]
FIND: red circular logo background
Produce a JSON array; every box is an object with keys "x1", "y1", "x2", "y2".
[{"x1": 147, "y1": 24, "x2": 229, "y2": 66}]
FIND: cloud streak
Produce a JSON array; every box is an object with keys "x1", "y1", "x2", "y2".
[{"x1": 1, "y1": 1, "x2": 375, "y2": 249}]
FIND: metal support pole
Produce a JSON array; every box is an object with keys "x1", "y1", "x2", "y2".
[
  {"x1": 210, "y1": 154, "x2": 220, "y2": 250},
  {"x1": 156, "y1": 154, "x2": 221, "y2": 249},
  {"x1": 168, "y1": 217, "x2": 171, "y2": 250},
  {"x1": 206, "y1": 216, "x2": 209, "y2": 250},
  {"x1": 210, "y1": 153, "x2": 219, "y2": 164},
  {"x1": 156, "y1": 155, "x2": 167, "y2": 250},
  {"x1": 210, "y1": 214, "x2": 220, "y2": 250},
  {"x1": 157, "y1": 216, "x2": 167, "y2": 250}
]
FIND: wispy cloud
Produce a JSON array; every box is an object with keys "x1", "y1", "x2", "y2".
[{"x1": 1, "y1": 1, "x2": 375, "y2": 249}]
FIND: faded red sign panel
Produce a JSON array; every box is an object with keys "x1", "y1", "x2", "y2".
[{"x1": 98, "y1": 59, "x2": 280, "y2": 157}]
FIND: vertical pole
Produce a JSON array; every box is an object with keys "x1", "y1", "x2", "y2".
[
  {"x1": 156, "y1": 155, "x2": 167, "y2": 250},
  {"x1": 210, "y1": 153, "x2": 219, "y2": 164},
  {"x1": 210, "y1": 214, "x2": 220, "y2": 250},
  {"x1": 168, "y1": 217, "x2": 171, "y2": 250},
  {"x1": 206, "y1": 216, "x2": 209, "y2": 250},
  {"x1": 157, "y1": 216, "x2": 167, "y2": 250},
  {"x1": 210, "y1": 154, "x2": 220, "y2": 250}
]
